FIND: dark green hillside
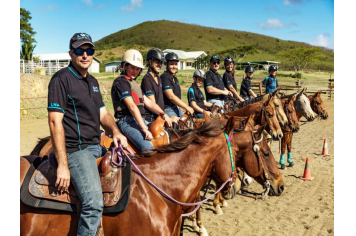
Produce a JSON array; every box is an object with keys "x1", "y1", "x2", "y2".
[{"x1": 94, "y1": 20, "x2": 333, "y2": 71}]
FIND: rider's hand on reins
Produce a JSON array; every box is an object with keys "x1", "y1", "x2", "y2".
[
  {"x1": 162, "y1": 113, "x2": 172, "y2": 127},
  {"x1": 113, "y1": 131, "x2": 128, "y2": 149}
]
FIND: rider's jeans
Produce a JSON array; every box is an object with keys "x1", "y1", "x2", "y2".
[
  {"x1": 164, "y1": 106, "x2": 184, "y2": 117},
  {"x1": 207, "y1": 99, "x2": 225, "y2": 107},
  {"x1": 66, "y1": 144, "x2": 103, "y2": 236},
  {"x1": 195, "y1": 112, "x2": 204, "y2": 118},
  {"x1": 117, "y1": 115, "x2": 153, "y2": 152}
]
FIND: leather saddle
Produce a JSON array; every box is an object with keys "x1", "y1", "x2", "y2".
[
  {"x1": 21, "y1": 147, "x2": 131, "y2": 214},
  {"x1": 101, "y1": 116, "x2": 170, "y2": 153}
]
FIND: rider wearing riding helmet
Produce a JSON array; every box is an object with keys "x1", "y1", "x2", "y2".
[
  {"x1": 111, "y1": 49, "x2": 172, "y2": 153},
  {"x1": 141, "y1": 48, "x2": 176, "y2": 124},
  {"x1": 240, "y1": 65, "x2": 257, "y2": 100},
  {"x1": 204, "y1": 55, "x2": 232, "y2": 107},
  {"x1": 161, "y1": 52, "x2": 194, "y2": 117},
  {"x1": 259, "y1": 65, "x2": 280, "y2": 95},
  {"x1": 187, "y1": 69, "x2": 214, "y2": 118},
  {"x1": 223, "y1": 56, "x2": 244, "y2": 102}
]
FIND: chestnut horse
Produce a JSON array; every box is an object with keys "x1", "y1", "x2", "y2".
[
  {"x1": 21, "y1": 118, "x2": 239, "y2": 236},
  {"x1": 278, "y1": 88, "x2": 316, "y2": 168},
  {"x1": 308, "y1": 91, "x2": 329, "y2": 119}
]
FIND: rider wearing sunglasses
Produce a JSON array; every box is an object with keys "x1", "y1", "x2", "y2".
[
  {"x1": 204, "y1": 55, "x2": 232, "y2": 108},
  {"x1": 47, "y1": 33, "x2": 127, "y2": 235}
]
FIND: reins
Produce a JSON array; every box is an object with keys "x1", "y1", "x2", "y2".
[{"x1": 111, "y1": 129, "x2": 235, "y2": 217}]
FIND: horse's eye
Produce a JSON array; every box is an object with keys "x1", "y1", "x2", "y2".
[{"x1": 264, "y1": 152, "x2": 269, "y2": 157}]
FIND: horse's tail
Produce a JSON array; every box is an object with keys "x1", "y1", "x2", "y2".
[
  {"x1": 30, "y1": 136, "x2": 51, "y2": 155},
  {"x1": 154, "y1": 119, "x2": 223, "y2": 153}
]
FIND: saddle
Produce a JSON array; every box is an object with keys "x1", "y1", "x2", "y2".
[
  {"x1": 21, "y1": 148, "x2": 132, "y2": 214},
  {"x1": 101, "y1": 116, "x2": 170, "y2": 153}
]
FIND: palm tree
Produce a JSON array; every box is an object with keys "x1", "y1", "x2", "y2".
[{"x1": 20, "y1": 43, "x2": 36, "y2": 61}]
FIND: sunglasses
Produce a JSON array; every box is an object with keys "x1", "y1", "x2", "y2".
[
  {"x1": 212, "y1": 61, "x2": 220, "y2": 65},
  {"x1": 73, "y1": 48, "x2": 95, "y2": 56}
]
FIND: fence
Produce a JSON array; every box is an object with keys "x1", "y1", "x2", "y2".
[{"x1": 20, "y1": 60, "x2": 70, "y2": 75}]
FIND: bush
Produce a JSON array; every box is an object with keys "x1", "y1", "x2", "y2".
[{"x1": 292, "y1": 72, "x2": 302, "y2": 79}]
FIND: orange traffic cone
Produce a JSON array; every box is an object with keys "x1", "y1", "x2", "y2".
[
  {"x1": 300, "y1": 157, "x2": 314, "y2": 181},
  {"x1": 321, "y1": 138, "x2": 330, "y2": 156}
]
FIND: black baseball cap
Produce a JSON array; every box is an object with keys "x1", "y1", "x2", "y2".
[
  {"x1": 69, "y1": 33, "x2": 95, "y2": 49},
  {"x1": 210, "y1": 55, "x2": 220, "y2": 62}
]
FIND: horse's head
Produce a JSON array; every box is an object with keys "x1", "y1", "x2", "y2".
[
  {"x1": 310, "y1": 91, "x2": 328, "y2": 119},
  {"x1": 271, "y1": 90, "x2": 288, "y2": 129},
  {"x1": 283, "y1": 94, "x2": 300, "y2": 132},
  {"x1": 295, "y1": 88, "x2": 315, "y2": 121},
  {"x1": 262, "y1": 96, "x2": 283, "y2": 140}
]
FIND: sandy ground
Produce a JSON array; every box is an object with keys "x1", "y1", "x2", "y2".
[{"x1": 20, "y1": 98, "x2": 334, "y2": 236}]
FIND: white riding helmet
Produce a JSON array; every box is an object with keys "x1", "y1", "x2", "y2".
[
  {"x1": 122, "y1": 49, "x2": 144, "y2": 69},
  {"x1": 193, "y1": 69, "x2": 205, "y2": 79}
]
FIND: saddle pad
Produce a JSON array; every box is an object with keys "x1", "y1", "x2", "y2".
[{"x1": 21, "y1": 158, "x2": 132, "y2": 214}]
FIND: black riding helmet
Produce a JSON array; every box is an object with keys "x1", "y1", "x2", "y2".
[
  {"x1": 245, "y1": 65, "x2": 255, "y2": 73},
  {"x1": 269, "y1": 65, "x2": 278, "y2": 72},
  {"x1": 164, "y1": 52, "x2": 179, "y2": 65},
  {"x1": 146, "y1": 48, "x2": 165, "y2": 75},
  {"x1": 224, "y1": 56, "x2": 234, "y2": 65}
]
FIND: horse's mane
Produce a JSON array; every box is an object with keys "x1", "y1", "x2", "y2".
[
  {"x1": 30, "y1": 136, "x2": 51, "y2": 155},
  {"x1": 281, "y1": 93, "x2": 296, "y2": 99},
  {"x1": 237, "y1": 94, "x2": 269, "y2": 109},
  {"x1": 153, "y1": 119, "x2": 223, "y2": 153}
]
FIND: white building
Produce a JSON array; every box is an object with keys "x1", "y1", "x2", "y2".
[
  {"x1": 29, "y1": 53, "x2": 101, "y2": 74},
  {"x1": 105, "y1": 61, "x2": 121, "y2": 72},
  {"x1": 162, "y1": 49, "x2": 207, "y2": 70}
]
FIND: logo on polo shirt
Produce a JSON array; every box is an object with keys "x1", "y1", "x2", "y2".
[
  {"x1": 164, "y1": 85, "x2": 170, "y2": 89},
  {"x1": 146, "y1": 90, "x2": 152, "y2": 94},
  {"x1": 122, "y1": 91, "x2": 129, "y2": 95},
  {"x1": 50, "y1": 102, "x2": 59, "y2": 107},
  {"x1": 92, "y1": 86, "x2": 99, "y2": 92}
]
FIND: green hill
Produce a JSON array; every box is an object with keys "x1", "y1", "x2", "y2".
[{"x1": 94, "y1": 20, "x2": 333, "y2": 71}]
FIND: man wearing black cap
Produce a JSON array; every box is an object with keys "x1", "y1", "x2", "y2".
[
  {"x1": 204, "y1": 55, "x2": 232, "y2": 107},
  {"x1": 47, "y1": 32, "x2": 127, "y2": 235}
]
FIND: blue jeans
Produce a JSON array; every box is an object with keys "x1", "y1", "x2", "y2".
[
  {"x1": 66, "y1": 144, "x2": 103, "y2": 236},
  {"x1": 207, "y1": 98, "x2": 225, "y2": 107},
  {"x1": 117, "y1": 115, "x2": 153, "y2": 152},
  {"x1": 243, "y1": 96, "x2": 251, "y2": 100},
  {"x1": 195, "y1": 112, "x2": 204, "y2": 118},
  {"x1": 164, "y1": 106, "x2": 184, "y2": 117}
]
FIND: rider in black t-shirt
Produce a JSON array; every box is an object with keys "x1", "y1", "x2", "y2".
[
  {"x1": 187, "y1": 70, "x2": 214, "y2": 118},
  {"x1": 222, "y1": 56, "x2": 244, "y2": 102},
  {"x1": 240, "y1": 65, "x2": 257, "y2": 100}
]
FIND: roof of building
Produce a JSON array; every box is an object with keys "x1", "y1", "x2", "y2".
[
  {"x1": 105, "y1": 61, "x2": 121, "y2": 66},
  {"x1": 163, "y1": 49, "x2": 207, "y2": 60},
  {"x1": 32, "y1": 53, "x2": 101, "y2": 63},
  {"x1": 236, "y1": 60, "x2": 280, "y2": 65}
]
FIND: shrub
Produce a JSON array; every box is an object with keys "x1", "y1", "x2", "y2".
[{"x1": 292, "y1": 72, "x2": 302, "y2": 79}]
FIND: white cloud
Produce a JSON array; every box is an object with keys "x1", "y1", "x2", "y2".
[
  {"x1": 258, "y1": 18, "x2": 286, "y2": 30},
  {"x1": 284, "y1": 0, "x2": 303, "y2": 6},
  {"x1": 311, "y1": 34, "x2": 333, "y2": 48},
  {"x1": 96, "y1": 4, "x2": 105, "y2": 11},
  {"x1": 34, "y1": 4, "x2": 60, "y2": 12},
  {"x1": 81, "y1": 0, "x2": 93, "y2": 7},
  {"x1": 120, "y1": 0, "x2": 143, "y2": 12}
]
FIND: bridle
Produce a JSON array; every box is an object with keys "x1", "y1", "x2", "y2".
[{"x1": 311, "y1": 97, "x2": 327, "y2": 119}]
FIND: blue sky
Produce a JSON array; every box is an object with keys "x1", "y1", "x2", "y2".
[{"x1": 20, "y1": 0, "x2": 334, "y2": 54}]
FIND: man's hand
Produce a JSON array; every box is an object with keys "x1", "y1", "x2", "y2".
[
  {"x1": 162, "y1": 114, "x2": 172, "y2": 127},
  {"x1": 170, "y1": 116, "x2": 180, "y2": 123},
  {"x1": 186, "y1": 106, "x2": 195, "y2": 115},
  {"x1": 55, "y1": 164, "x2": 70, "y2": 193},
  {"x1": 142, "y1": 128, "x2": 153, "y2": 140},
  {"x1": 113, "y1": 131, "x2": 128, "y2": 148},
  {"x1": 205, "y1": 111, "x2": 212, "y2": 117}
]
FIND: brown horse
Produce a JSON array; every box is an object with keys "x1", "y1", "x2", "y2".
[
  {"x1": 21, "y1": 118, "x2": 238, "y2": 236},
  {"x1": 278, "y1": 88, "x2": 317, "y2": 169},
  {"x1": 308, "y1": 91, "x2": 329, "y2": 119},
  {"x1": 226, "y1": 93, "x2": 283, "y2": 140}
]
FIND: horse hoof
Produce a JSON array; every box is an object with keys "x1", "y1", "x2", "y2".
[
  {"x1": 280, "y1": 164, "x2": 286, "y2": 170},
  {"x1": 193, "y1": 225, "x2": 200, "y2": 231},
  {"x1": 199, "y1": 227, "x2": 209, "y2": 236},
  {"x1": 214, "y1": 208, "x2": 224, "y2": 215},
  {"x1": 222, "y1": 201, "x2": 229, "y2": 208},
  {"x1": 288, "y1": 162, "x2": 294, "y2": 167}
]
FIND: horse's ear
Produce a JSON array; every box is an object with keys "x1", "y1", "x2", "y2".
[
  {"x1": 291, "y1": 93, "x2": 297, "y2": 102},
  {"x1": 316, "y1": 91, "x2": 322, "y2": 97},
  {"x1": 224, "y1": 116, "x2": 235, "y2": 136},
  {"x1": 253, "y1": 123, "x2": 265, "y2": 140},
  {"x1": 203, "y1": 110, "x2": 212, "y2": 122},
  {"x1": 297, "y1": 88, "x2": 305, "y2": 98}
]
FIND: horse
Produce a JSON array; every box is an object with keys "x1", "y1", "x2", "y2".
[
  {"x1": 226, "y1": 93, "x2": 284, "y2": 140},
  {"x1": 20, "y1": 118, "x2": 238, "y2": 236},
  {"x1": 307, "y1": 91, "x2": 329, "y2": 119},
  {"x1": 278, "y1": 88, "x2": 316, "y2": 168}
]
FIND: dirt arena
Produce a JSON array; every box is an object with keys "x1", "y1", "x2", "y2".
[{"x1": 20, "y1": 73, "x2": 334, "y2": 235}]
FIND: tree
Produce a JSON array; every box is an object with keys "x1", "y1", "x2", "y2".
[
  {"x1": 214, "y1": 45, "x2": 259, "y2": 63},
  {"x1": 20, "y1": 43, "x2": 36, "y2": 61},
  {"x1": 20, "y1": 8, "x2": 36, "y2": 44},
  {"x1": 277, "y1": 47, "x2": 323, "y2": 72}
]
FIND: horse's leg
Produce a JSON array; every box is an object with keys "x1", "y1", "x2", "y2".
[
  {"x1": 213, "y1": 192, "x2": 223, "y2": 215},
  {"x1": 219, "y1": 192, "x2": 228, "y2": 208},
  {"x1": 196, "y1": 206, "x2": 208, "y2": 236},
  {"x1": 287, "y1": 133, "x2": 294, "y2": 167},
  {"x1": 279, "y1": 133, "x2": 287, "y2": 169}
]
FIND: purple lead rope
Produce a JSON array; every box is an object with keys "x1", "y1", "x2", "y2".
[{"x1": 113, "y1": 144, "x2": 232, "y2": 217}]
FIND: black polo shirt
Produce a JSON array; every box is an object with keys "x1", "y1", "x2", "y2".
[
  {"x1": 223, "y1": 71, "x2": 237, "y2": 90},
  {"x1": 161, "y1": 71, "x2": 181, "y2": 107},
  {"x1": 204, "y1": 69, "x2": 225, "y2": 100},
  {"x1": 240, "y1": 77, "x2": 252, "y2": 97},
  {"x1": 141, "y1": 72, "x2": 164, "y2": 118},
  {"x1": 47, "y1": 62, "x2": 104, "y2": 153},
  {"x1": 188, "y1": 83, "x2": 205, "y2": 109}
]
